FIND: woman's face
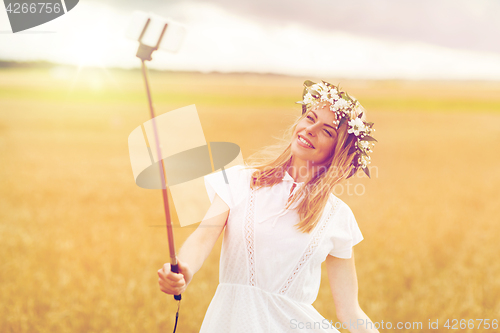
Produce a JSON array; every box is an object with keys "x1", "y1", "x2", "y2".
[{"x1": 291, "y1": 102, "x2": 339, "y2": 167}]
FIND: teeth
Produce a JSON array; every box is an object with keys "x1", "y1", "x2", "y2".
[{"x1": 299, "y1": 136, "x2": 313, "y2": 148}]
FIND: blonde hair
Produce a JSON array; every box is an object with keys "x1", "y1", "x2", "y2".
[{"x1": 243, "y1": 101, "x2": 365, "y2": 233}]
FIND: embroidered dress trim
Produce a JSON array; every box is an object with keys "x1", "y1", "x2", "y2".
[
  {"x1": 244, "y1": 188, "x2": 256, "y2": 286},
  {"x1": 278, "y1": 197, "x2": 340, "y2": 295}
]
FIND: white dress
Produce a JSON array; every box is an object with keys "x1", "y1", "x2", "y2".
[{"x1": 200, "y1": 165, "x2": 363, "y2": 333}]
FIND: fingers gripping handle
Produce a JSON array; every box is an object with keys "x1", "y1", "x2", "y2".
[{"x1": 170, "y1": 264, "x2": 182, "y2": 301}]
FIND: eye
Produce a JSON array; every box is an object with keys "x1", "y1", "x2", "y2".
[
  {"x1": 306, "y1": 115, "x2": 314, "y2": 121},
  {"x1": 324, "y1": 129, "x2": 332, "y2": 137}
]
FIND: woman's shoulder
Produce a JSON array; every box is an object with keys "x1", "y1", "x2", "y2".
[
  {"x1": 328, "y1": 193, "x2": 356, "y2": 220},
  {"x1": 225, "y1": 164, "x2": 256, "y2": 180},
  {"x1": 231, "y1": 164, "x2": 260, "y2": 182},
  {"x1": 203, "y1": 164, "x2": 256, "y2": 208},
  {"x1": 217, "y1": 164, "x2": 258, "y2": 189},
  {"x1": 325, "y1": 193, "x2": 364, "y2": 258}
]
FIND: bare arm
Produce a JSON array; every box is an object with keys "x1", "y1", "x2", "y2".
[
  {"x1": 158, "y1": 193, "x2": 229, "y2": 295},
  {"x1": 178, "y1": 192, "x2": 229, "y2": 274},
  {"x1": 326, "y1": 253, "x2": 379, "y2": 333}
]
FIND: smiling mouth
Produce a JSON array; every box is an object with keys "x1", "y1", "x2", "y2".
[{"x1": 298, "y1": 135, "x2": 315, "y2": 149}]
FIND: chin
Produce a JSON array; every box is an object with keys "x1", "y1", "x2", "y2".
[
  {"x1": 291, "y1": 144, "x2": 303, "y2": 157},
  {"x1": 291, "y1": 150, "x2": 312, "y2": 162}
]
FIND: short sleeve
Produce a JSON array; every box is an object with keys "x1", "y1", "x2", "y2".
[
  {"x1": 203, "y1": 165, "x2": 245, "y2": 210},
  {"x1": 328, "y1": 200, "x2": 364, "y2": 259}
]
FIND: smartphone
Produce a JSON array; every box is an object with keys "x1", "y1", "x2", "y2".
[{"x1": 125, "y1": 11, "x2": 187, "y2": 53}]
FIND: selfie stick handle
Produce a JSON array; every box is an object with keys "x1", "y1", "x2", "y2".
[{"x1": 137, "y1": 19, "x2": 181, "y2": 301}]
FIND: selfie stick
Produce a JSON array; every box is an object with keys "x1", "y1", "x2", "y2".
[{"x1": 135, "y1": 18, "x2": 181, "y2": 302}]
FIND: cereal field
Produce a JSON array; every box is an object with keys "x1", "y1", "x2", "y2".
[{"x1": 1, "y1": 67, "x2": 499, "y2": 332}]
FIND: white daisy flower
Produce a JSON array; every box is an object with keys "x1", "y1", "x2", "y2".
[
  {"x1": 317, "y1": 82, "x2": 328, "y2": 91},
  {"x1": 303, "y1": 93, "x2": 314, "y2": 104},
  {"x1": 334, "y1": 99, "x2": 350, "y2": 110},
  {"x1": 330, "y1": 93, "x2": 339, "y2": 101},
  {"x1": 311, "y1": 83, "x2": 322, "y2": 93},
  {"x1": 358, "y1": 155, "x2": 371, "y2": 169},
  {"x1": 357, "y1": 140, "x2": 370, "y2": 150},
  {"x1": 348, "y1": 117, "x2": 366, "y2": 136},
  {"x1": 320, "y1": 91, "x2": 330, "y2": 102}
]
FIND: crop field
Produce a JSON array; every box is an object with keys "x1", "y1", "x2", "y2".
[{"x1": 1, "y1": 66, "x2": 499, "y2": 332}]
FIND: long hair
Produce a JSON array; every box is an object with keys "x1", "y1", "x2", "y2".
[{"x1": 243, "y1": 102, "x2": 366, "y2": 233}]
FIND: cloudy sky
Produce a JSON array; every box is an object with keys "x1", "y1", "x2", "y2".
[{"x1": 1, "y1": 0, "x2": 500, "y2": 79}]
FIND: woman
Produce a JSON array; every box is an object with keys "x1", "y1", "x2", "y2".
[{"x1": 158, "y1": 80, "x2": 379, "y2": 333}]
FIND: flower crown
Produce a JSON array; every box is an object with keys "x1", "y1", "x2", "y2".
[{"x1": 296, "y1": 80, "x2": 377, "y2": 178}]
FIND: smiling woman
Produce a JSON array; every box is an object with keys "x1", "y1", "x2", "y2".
[
  {"x1": 291, "y1": 103, "x2": 339, "y2": 175},
  {"x1": 158, "y1": 80, "x2": 379, "y2": 333}
]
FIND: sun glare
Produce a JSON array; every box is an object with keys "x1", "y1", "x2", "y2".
[
  {"x1": 69, "y1": 26, "x2": 111, "y2": 68},
  {"x1": 60, "y1": 7, "x2": 123, "y2": 93}
]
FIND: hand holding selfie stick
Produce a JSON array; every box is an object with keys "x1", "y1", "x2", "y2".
[{"x1": 126, "y1": 12, "x2": 187, "y2": 305}]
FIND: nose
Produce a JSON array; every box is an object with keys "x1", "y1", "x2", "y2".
[{"x1": 306, "y1": 122, "x2": 320, "y2": 136}]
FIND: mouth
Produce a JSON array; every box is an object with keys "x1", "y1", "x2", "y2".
[{"x1": 297, "y1": 135, "x2": 315, "y2": 149}]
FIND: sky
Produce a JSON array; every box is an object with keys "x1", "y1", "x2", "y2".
[{"x1": 1, "y1": 0, "x2": 500, "y2": 80}]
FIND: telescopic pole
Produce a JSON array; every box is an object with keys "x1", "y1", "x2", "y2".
[
  {"x1": 139, "y1": 59, "x2": 181, "y2": 301},
  {"x1": 135, "y1": 19, "x2": 181, "y2": 303}
]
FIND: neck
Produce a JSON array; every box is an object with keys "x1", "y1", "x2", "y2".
[{"x1": 287, "y1": 157, "x2": 322, "y2": 183}]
